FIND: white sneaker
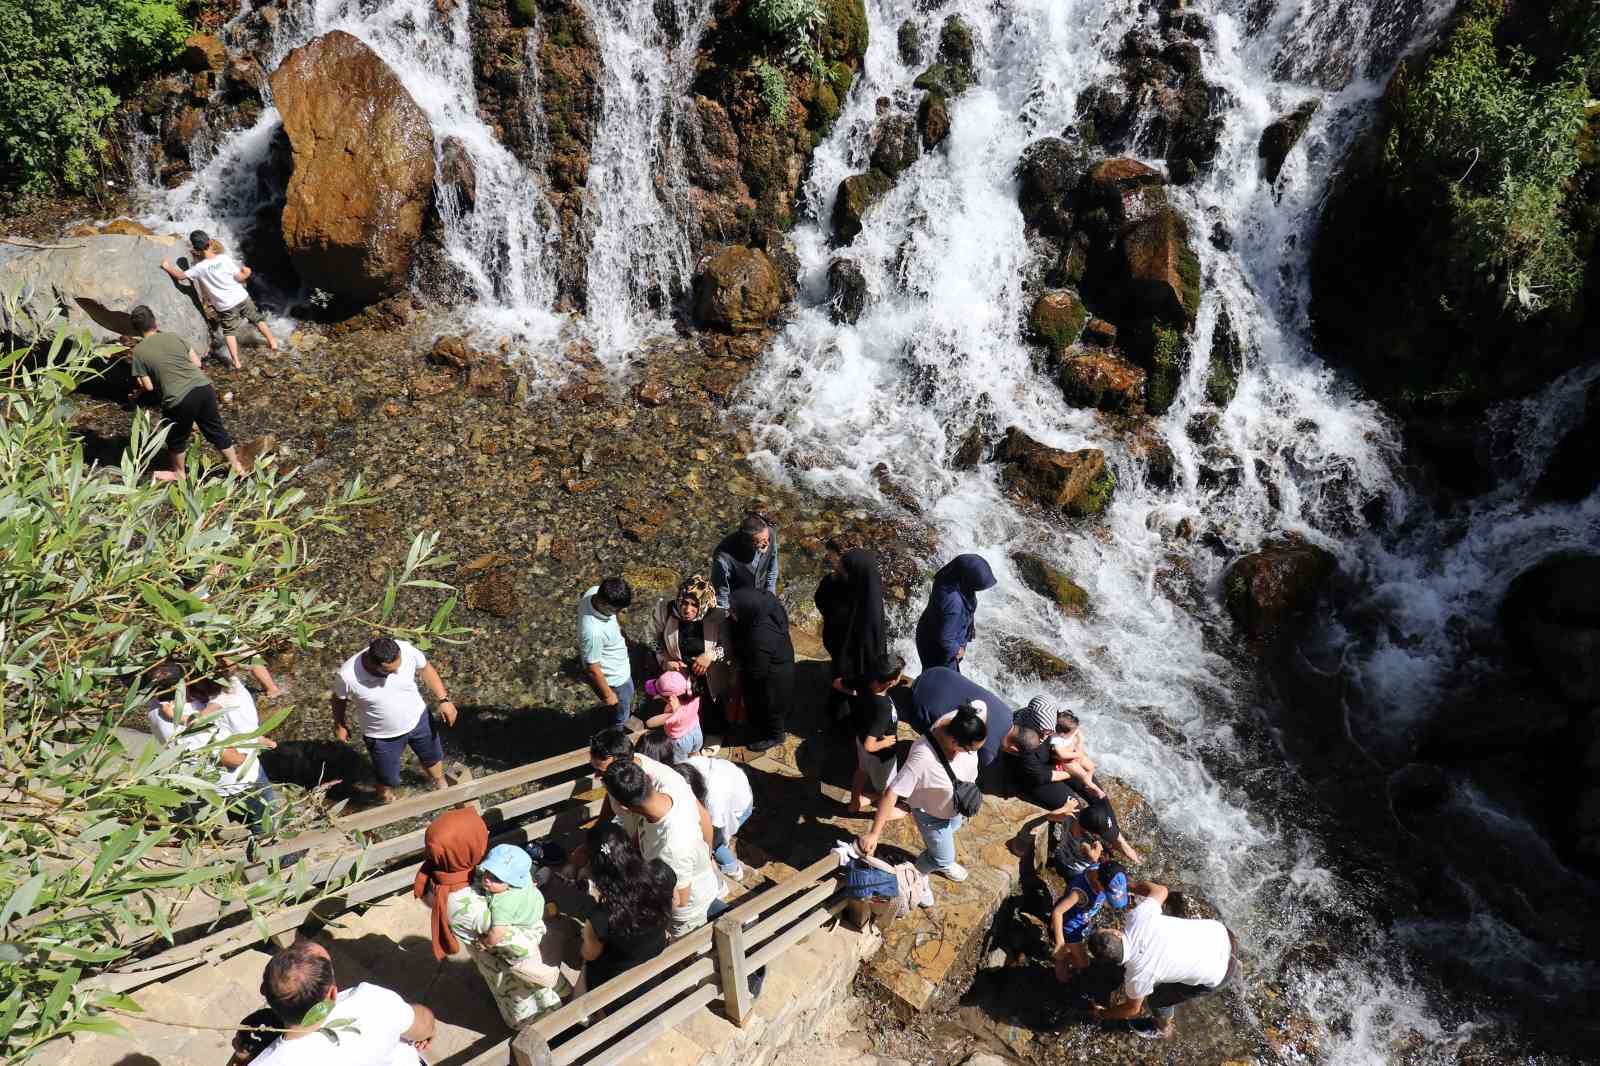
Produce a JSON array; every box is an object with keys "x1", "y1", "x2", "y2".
[
  {"x1": 917, "y1": 884, "x2": 935, "y2": 908},
  {"x1": 721, "y1": 863, "x2": 746, "y2": 881},
  {"x1": 935, "y1": 863, "x2": 968, "y2": 882}
]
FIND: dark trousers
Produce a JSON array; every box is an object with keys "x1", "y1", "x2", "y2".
[
  {"x1": 744, "y1": 662, "x2": 794, "y2": 741},
  {"x1": 163, "y1": 384, "x2": 233, "y2": 453}
]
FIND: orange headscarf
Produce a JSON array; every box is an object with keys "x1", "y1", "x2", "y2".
[{"x1": 413, "y1": 807, "x2": 489, "y2": 959}]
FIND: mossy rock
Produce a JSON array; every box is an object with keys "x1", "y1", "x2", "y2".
[
  {"x1": 999, "y1": 638, "x2": 1074, "y2": 679},
  {"x1": 1011, "y1": 551, "x2": 1090, "y2": 616},
  {"x1": 510, "y1": 0, "x2": 537, "y2": 28},
  {"x1": 809, "y1": 80, "x2": 841, "y2": 131},
  {"x1": 1029, "y1": 290, "x2": 1087, "y2": 350},
  {"x1": 829, "y1": 61, "x2": 855, "y2": 101},
  {"x1": 898, "y1": 19, "x2": 923, "y2": 65},
  {"x1": 832, "y1": 169, "x2": 894, "y2": 243},
  {"x1": 1144, "y1": 322, "x2": 1188, "y2": 415},
  {"x1": 938, "y1": 14, "x2": 975, "y2": 70},
  {"x1": 917, "y1": 91, "x2": 951, "y2": 149},
  {"x1": 1066, "y1": 467, "x2": 1116, "y2": 518},
  {"x1": 1205, "y1": 308, "x2": 1242, "y2": 408},
  {"x1": 819, "y1": 0, "x2": 869, "y2": 64},
  {"x1": 913, "y1": 63, "x2": 972, "y2": 98}
]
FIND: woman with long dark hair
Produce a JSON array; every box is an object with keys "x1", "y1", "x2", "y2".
[
  {"x1": 580, "y1": 822, "x2": 675, "y2": 989},
  {"x1": 727, "y1": 589, "x2": 796, "y2": 752}
]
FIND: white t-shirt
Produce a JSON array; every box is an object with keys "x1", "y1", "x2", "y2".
[
  {"x1": 627, "y1": 756, "x2": 718, "y2": 933},
  {"x1": 1120, "y1": 897, "x2": 1232, "y2": 1000},
  {"x1": 184, "y1": 254, "x2": 250, "y2": 311},
  {"x1": 685, "y1": 755, "x2": 753, "y2": 832},
  {"x1": 889, "y1": 708, "x2": 981, "y2": 820},
  {"x1": 251, "y1": 983, "x2": 420, "y2": 1066},
  {"x1": 146, "y1": 679, "x2": 268, "y2": 795},
  {"x1": 333, "y1": 642, "x2": 429, "y2": 739}
]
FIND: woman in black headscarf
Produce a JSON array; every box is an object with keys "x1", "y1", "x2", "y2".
[
  {"x1": 833, "y1": 548, "x2": 887, "y2": 688},
  {"x1": 728, "y1": 588, "x2": 796, "y2": 752}
]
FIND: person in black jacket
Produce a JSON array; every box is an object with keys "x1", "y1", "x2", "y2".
[
  {"x1": 815, "y1": 541, "x2": 888, "y2": 728},
  {"x1": 727, "y1": 589, "x2": 795, "y2": 752}
]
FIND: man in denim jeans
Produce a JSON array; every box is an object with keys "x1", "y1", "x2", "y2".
[
  {"x1": 332, "y1": 637, "x2": 458, "y2": 804},
  {"x1": 579, "y1": 576, "x2": 634, "y2": 729},
  {"x1": 857, "y1": 702, "x2": 988, "y2": 883}
]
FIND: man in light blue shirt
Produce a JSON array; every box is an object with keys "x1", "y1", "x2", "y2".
[{"x1": 579, "y1": 576, "x2": 634, "y2": 728}]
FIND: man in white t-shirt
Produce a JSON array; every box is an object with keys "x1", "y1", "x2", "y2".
[
  {"x1": 602, "y1": 758, "x2": 720, "y2": 937},
  {"x1": 145, "y1": 666, "x2": 280, "y2": 836},
  {"x1": 1085, "y1": 879, "x2": 1239, "y2": 1039},
  {"x1": 161, "y1": 229, "x2": 279, "y2": 369},
  {"x1": 332, "y1": 637, "x2": 459, "y2": 805},
  {"x1": 858, "y1": 702, "x2": 988, "y2": 883},
  {"x1": 252, "y1": 939, "x2": 433, "y2": 1066}
]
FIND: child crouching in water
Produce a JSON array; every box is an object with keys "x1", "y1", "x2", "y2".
[
  {"x1": 644, "y1": 670, "x2": 703, "y2": 760},
  {"x1": 476, "y1": 845, "x2": 567, "y2": 1016}
]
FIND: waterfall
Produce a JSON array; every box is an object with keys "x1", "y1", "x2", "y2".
[
  {"x1": 142, "y1": 0, "x2": 565, "y2": 353},
  {"x1": 732, "y1": 0, "x2": 1526, "y2": 1058},
  {"x1": 577, "y1": 0, "x2": 714, "y2": 364}
]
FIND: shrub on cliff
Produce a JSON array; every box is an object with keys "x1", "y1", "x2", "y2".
[
  {"x1": 0, "y1": 298, "x2": 463, "y2": 1061},
  {"x1": 1383, "y1": 0, "x2": 1593, "y2": 317},
  {"x1": 0, "y1": 0, "x2": 190, "y2": 194}
]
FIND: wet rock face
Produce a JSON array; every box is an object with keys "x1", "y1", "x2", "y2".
[
  {"x1": 271, "y1": 31, "x2": 437, "y2": 306},
  {"x1": 1011, "y1": 551, "x2": 1089, "y2": 616},
  {"x1": 832, "y1": 171, "x2": 894, "y2": 244},
  {"x1": 999, "y1": 428, "x2": 1114, "y2": 517},
  {"x1": 693, "y1": 245, "x2": 782, "y2": 332},
  {"x1": 1081, "y1": 158, "x2": 1167, "y2": 228},
  {"x1": 1058, "y1": 349, "x2": 1146, "y2": 413},
  {"x1": 0, "y1": 234, "x2": 210, "y2": 351},
  {"x1": 1077, "y1": 27, "x2": 1225, "y2": 183},
  {"x1": 1534, "y1": 378, "x2": 1600, "y2": 503},
  {"x1": 1258, "y1": 100, "x2": 1319, "y2": 184},
  {"x1": 828, "y1": 258, "x2": 868, "y2": 324},
  {"x1": 438, "y1": 136, "x2": 477, "y2": 211},
  {"x1": 1028, "y1": 290, "x2": 1086, "y2": 351},
  {"x1": 1500, "y1": 553, "x2": 1600, "y2": 704},
  {"x1": 1205, "y1": 307, "x2": 1243, "y2": 408},
  {"x1": 1117, "y1": 207, "x2": 1201, "y2": 329},
  {"x1": 1223, "y1": 533, "x2": 1337, "y2": 644},
  {"x1": 1015, "y1": 137, "x2": 1090, "y2": 240},
  {"x1": 871, "y1": 114, "x2": 922, "y2": 180}
]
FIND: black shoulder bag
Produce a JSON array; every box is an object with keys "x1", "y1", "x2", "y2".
[{"x1": 930, "y1": 734, "x2": 983, "y2": 818}]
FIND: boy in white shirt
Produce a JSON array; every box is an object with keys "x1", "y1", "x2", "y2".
[{"x1": 162, "y1": 229, "x2": 279, "y2": 369}]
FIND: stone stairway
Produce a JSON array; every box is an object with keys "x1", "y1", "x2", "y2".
[{"x1": 30, "y1": 947, "x2": 269, "y2": 1066}]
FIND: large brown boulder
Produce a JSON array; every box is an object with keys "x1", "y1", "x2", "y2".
[
  {"x1": 832, "y1": 170, "x2": 894, "y2": 244},
  {"x1": 1118, "y1": 206, "x2": 1201, "y2": 328},
  {"x1": 999, "y1": 428, "x2": 1115, "y2": 517},
  {"x1": 271, "y1": 31, "x2": 436, "y2": 305},
  {"x1": 1011, "y1": 551, "x2": 1090, "y2": 616},
  {"x1": 693, "y1": 246, "x2": 782, "y2": 332},
  {"x1": 1500, "y1": 554, "x2": 1600, "y2": 704},
  {"x1": 1223, "y1": 533, "x2": 1337, "y2": 643}
]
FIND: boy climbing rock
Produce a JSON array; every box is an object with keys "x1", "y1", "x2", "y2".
[{"x1": 161, "y1": 230, "x2": 278, "y2": 369}]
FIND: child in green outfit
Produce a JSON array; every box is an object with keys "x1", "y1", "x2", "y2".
[{"x1": 477, "y1": 845, "x2": 563, "y2": 988}]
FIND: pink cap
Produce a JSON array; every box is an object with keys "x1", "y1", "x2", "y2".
[{"x1": 645, "y1": 671, "x2": 691, "y2": 699}]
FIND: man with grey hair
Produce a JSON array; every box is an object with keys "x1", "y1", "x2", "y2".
[{"x1": 710, "y1": 513, "x2": 779, "y2": 609}]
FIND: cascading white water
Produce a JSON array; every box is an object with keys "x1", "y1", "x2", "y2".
[
  {"x1": 142, "y1": 0, "x2": 565, "y2": 353},
  {"x1": 735, "y1": 0, "x2": 1501, "y2": 1058},
  {"x1": 577, "y1": 0, "x2": 713, "y2": 364}
]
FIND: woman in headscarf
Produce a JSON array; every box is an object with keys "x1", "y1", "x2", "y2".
[
  {"x1": 414, "y1": 807, "x2": 568, "y2": 1027},
  {"x1": 816, "y1": 542, "x2": 889, "y2": 724},
  {"x1": 727, "y1": 588, "x2": 795, "y2": 752},
  {"x1": 653, "y1": 575, "x2": 730, "y2": 706},
  {"x1": 914, "y1": 554, "x2": 997, "y2": 673}
]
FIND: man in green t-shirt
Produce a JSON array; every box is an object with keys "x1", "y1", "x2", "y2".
[{"x1": 126, "y1": 305, "x2": 247, "y2": 480}]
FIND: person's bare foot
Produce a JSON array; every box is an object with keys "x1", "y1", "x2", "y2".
[{"x1": 261, "y1": 687, "x2": 285, "y2": 700}]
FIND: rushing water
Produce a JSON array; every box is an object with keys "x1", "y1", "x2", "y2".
[
  {"x1": 723, "y1": 0, "x2": 1573, "y2": 1059},
  {"x1": 132, "y1": 0, "x2": 1600, "y2": 1056}
]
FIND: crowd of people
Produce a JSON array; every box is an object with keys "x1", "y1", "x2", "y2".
[{"x1": 125, "y1": 250, "x2": 1238, "y2": 1052}]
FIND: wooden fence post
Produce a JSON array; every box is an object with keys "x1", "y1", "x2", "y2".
[
  {"x1": 511, "y1": 1024, "x2": 557, "y2": 1066},
  {"x1": 713, "y1": 914, "x2": 753, "y2": 1026}
]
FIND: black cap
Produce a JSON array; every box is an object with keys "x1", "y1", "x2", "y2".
[{"x1": 189, "y1": 229, "x2": 210, "y2": 253}]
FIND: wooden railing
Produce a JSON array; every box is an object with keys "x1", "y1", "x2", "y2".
[
  {"x1": 504, "y1": 854, "x2": 846, "y2": 1066},
  {"x1": 94, "y1": 737, "x2": 853, "y2": 1066}
]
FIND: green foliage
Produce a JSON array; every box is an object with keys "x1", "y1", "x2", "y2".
[
  {"x1": 746, "y1": 0, "x2": 823, "y2": 47},
  {"x1": 1384, "y1": 0, "x2": 1591, "y2": 316},
  {"x1": 0, "y1": 0, "x2": 190, "y2": 194},
  {"x1": 0, "y1": 295, "x2": 465, "y2": 1061},
  {"x1": 753, "y1": 60, "x2": 791, "y2": 127}
]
